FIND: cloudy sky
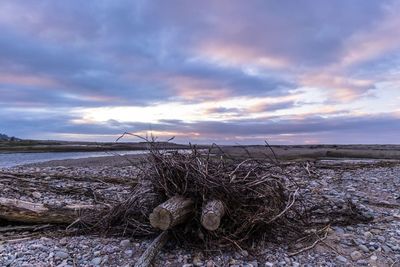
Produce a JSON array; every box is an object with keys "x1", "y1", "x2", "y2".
[{"x1": 0, "y1": 0, "x2": 399, "y2": 144}]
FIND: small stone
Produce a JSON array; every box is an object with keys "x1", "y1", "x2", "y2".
[
  {"x1": 104, "y1": 246, "x2": 116, "y2": 254},
  {"x1": 120, "y1": 239, "x2": 131, "y2": 247},
  {"x1": 124, "y1": 250, "x2": 133, "y2": 257},
  {"x1": 377, "y1": 236, "x2": 385, "y2": 243},
  {"x1": 363, "y1": 231, "x2": 373, "y2": 239},
  {"x1": 39, "y1": 253, "x2": 47, "y2": 259},
  {"x1": 32, "y1": 191, "x2": 42, "y2": 198},
  {"x1": 102, "y1": 255, "x2": 109, "y2": 264},
  {"x1": 177, "y1": 255, "x2": 184, "y2": 263},
  {"x1": 369, "y1": 242, "x2": 379, "y2": 250},
  {"x1": 334, "y1": 227, "x2": 345, "y2": 235},
  {"x1": 354, "y1": 238, "x2": 365, "y2": 245},
  {"x1": 55, "y1": 251, "x2": 69, "y2": 259},
  {"x1": 31, "y1": 244, "x2": 47, "y2": 251},
  {"x1": 234, "y1": 252, "x2": 242, "y2": 259},
  {"x1": 59, "y1": 237, "x2": 68, "y2": 245},
  {"x1": 206, "y1": 260, "x2": 214, "y2": 267},
  {"x1": 248, "y1": 261, "x2": 258, "y2": 267},
  {"x1": 91, "y1": 257, "x2": 102, "y2": 266},
  {"x1": 228, "y1": 258, "x2": 237, "y2": 265},
  {"x1": 182, "y1": 265, "x2": 193, "y2": 267},
  {"x1": 93, "y1": 251, "x2": 101, "y2": 257},
  {"x1": 292, "y1": 262, "x2": 300, "y2": 267},
  {"x1": 193, "y1": 257, "x2": 204, "y2": 266},
  {"x1": 370, "y1": 255, "x2": 378, "y2": 261},
  {"x1": 241, "y1": 250, "x2": 249, "y2": 257},
  {"x1": 356, "y1": 259, "x2": 368, "y2": 265},
  {"x1": 359, "y1": 244, "x2": 370, "y2": 253},
  {"x1": 350, "y1": 251, "x2": 362, "y2": 261},
  {"x1": 265, "y1": 262, "x2": 274, "y2": 267},
  {"x1": 336, "y1": 255, "x2": 347, "y2": 263},
  {"x1": 183, "y1": 255, "x2": 191, "y2": 264},
  {"x1": 382, "y1": 245, "x2": 392, "y2": 253}
]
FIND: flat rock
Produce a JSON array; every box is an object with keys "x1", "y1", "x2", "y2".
[
  {"x1": 120, "y1": 239, "x2": 130, "y2": 248},
  {"x1": 54, "y1": 251, "x2": 69, "y2": 259},
  {"x1": 350, "y1": 251, "x2": 362, "y2": 261},
  {"x1": 359, "y1": 244, "x2": 370, "y2": 253},
  {"x1": 336, "y1": 255, "x2": 347, "y2": 263},
  {"x1": 91, "y1": 257, "x2": 102, "y2": 266}
]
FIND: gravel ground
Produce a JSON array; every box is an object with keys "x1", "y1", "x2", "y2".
[{"x1": 0, "y1": 157, "x2": 399, "y2": 266}]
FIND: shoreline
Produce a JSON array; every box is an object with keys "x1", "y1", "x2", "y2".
[
  {"x1": 0, "y1": 151, "x2": 148, "y2": 169},
  {"x1": 23, "y1": 153, "x2": 146, "y2": 168},
  {"x1": 1, "y1": 144, "x2": 400, "y2": 169}
]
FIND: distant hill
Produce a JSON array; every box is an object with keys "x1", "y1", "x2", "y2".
[{"x1": 0, "y1": 133, "x2": 20, "y2": 141}]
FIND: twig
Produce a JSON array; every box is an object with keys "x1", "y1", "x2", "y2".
[
  {"x1": 288, "y1": 226, "x2": 330, "y2": 256},
  {"x1": 266, "y1": 188, "x2": 299, "y2": 223},
  {"x1": 134, "y1": 231, "x2": 170, "y2": 267}
]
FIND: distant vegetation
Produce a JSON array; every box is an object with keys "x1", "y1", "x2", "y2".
[{"x1": 0, "y1": 133, "x2": 20, "y2": 141}]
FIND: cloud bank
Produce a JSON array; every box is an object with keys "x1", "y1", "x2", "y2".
[{"x1": 0, "y1": 0, "x2": 399, "y2": 143}]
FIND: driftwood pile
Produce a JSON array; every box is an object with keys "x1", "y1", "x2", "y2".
[
  {"x1": 81, "y1": 145, "x2": 290, "y2": 244},
  {"x1": 81, "y1": 143, "x2": 373, "y2": 248}
]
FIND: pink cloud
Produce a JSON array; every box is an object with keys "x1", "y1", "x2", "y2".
[
  {"x1": 195, "y1": 42, "x2": 289, "y2": 69},
  {"x1": 0, "y1": 73, "x2": 57, "y2": 87},
  {"x1": 339, "y1": 2, "x2": 400, "y2": 67},
  {"x1": 299, "y1": 73, "x2": 375, "y2": 101}
]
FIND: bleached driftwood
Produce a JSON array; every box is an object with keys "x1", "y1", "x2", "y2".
[
  {"x1": 0, "y1": 197, "x2": 104, "y2": 224},
  {"x1": 149, "y1": 196, "x2": 193, "y2": 230},
  {"x1": 201, "y1": 199, "x2": 225, "y2": 231},
  {"x1": 134, "y1": 231, "x2": 169, "y2": 267}
]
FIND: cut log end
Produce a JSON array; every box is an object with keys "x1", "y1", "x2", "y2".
[
  {"x1": 149, "y1": 208, "x2": 173, "y2": 230},
  {"x1": 201, "y1": 199, "x2": 225, "y2": 231},
  {"x1": 201, "y1": 213, "x2": 221, "y2": 231},
  {"x1": 149, "y1": 196, "x2": 193, "y2": 230}
]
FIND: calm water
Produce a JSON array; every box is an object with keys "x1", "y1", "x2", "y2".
[{"x1": 0, "y1": 150, "x2": 148, "y2": 168}]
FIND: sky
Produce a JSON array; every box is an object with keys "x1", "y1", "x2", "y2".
[{"x1": 0, "y1": 0, "x2": 399, "y2": 144}]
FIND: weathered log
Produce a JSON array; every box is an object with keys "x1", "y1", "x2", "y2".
[
  {"x1": 0, "y1": 224, "x2": 52, "y2": 233},
  {"x1": 149, "y1": 196, "x2": 194, "y2": 230},
  {"x1": 134, "y1": 231, "x2": 169, "y2": 267},
  {"x1": 0, "y1": 197, "x2": 104, "y2": 224},
  {"x1": 201, "y1": 199, "x2": 225, "y2": 231}
]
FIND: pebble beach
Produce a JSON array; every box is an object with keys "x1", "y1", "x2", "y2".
[{"x1": 0, "y1": 156, "x2": 399, "y2": 267}]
